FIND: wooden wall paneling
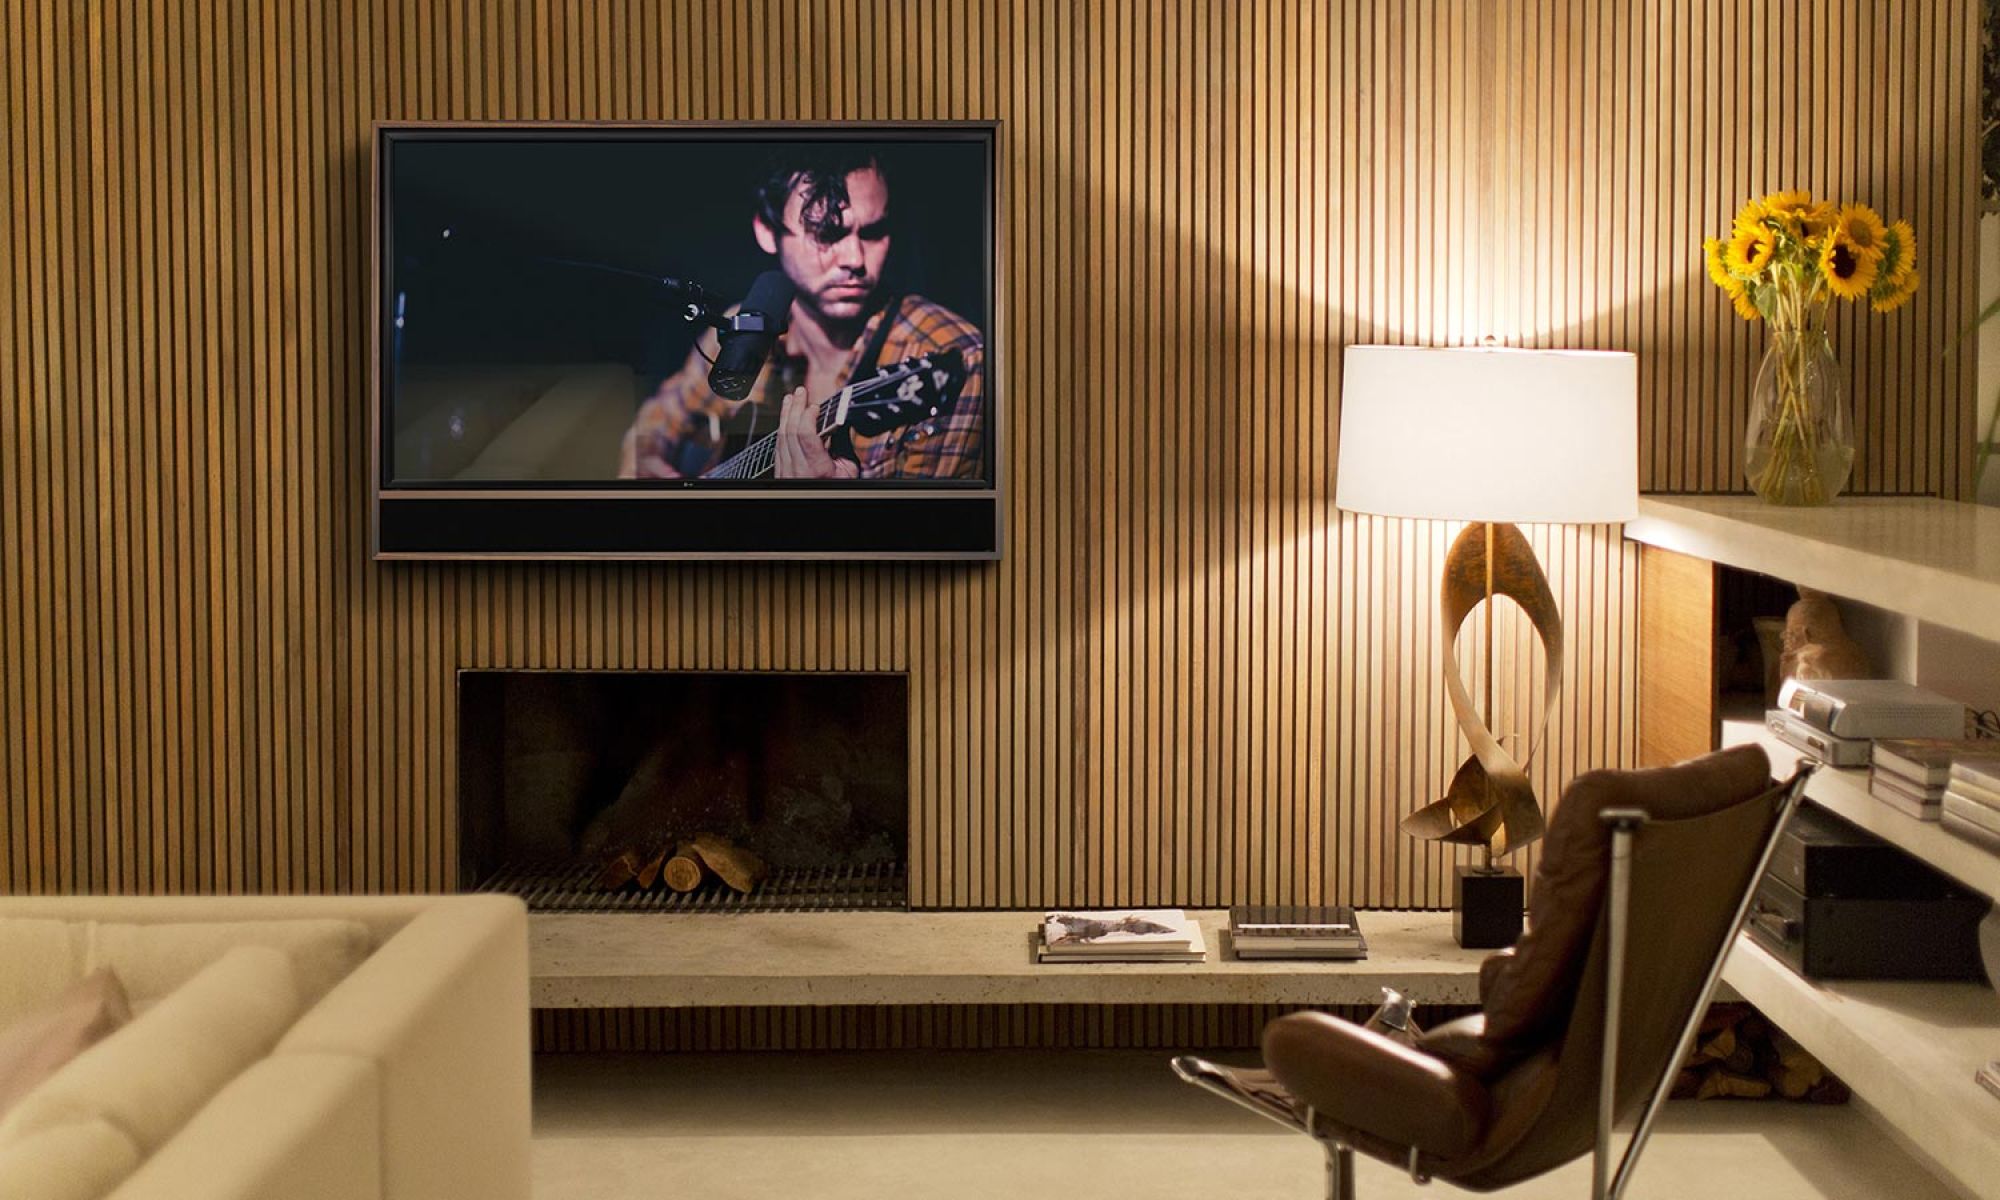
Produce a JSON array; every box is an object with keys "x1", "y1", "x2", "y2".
[
  {"x1": 0, "y1": 1, "x2": 1975, "y2": 910},
  {"x1": 2, "y1": 0, "x2": 22, "y2": 889},
  {"x1": 529, "y1": 1002, "x2": 1478, "y2": 1054},
  {"x1": 1637, "y1": 545, "x2": 1719, "y2": 769}
]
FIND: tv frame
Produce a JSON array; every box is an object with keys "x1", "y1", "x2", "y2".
[{"x1": 369, "y1": 120, "x2": 1004, "y2": 561}]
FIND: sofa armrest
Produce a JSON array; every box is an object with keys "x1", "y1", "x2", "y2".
[
  {"x1": 1263, "y1": 1010, "x2": 1491, "y2": 1157},
  {"x1": 276, "y1": 895, "x2": 529, "y2": 1200},
  {"x1": 0, "y1": 896, "x2": 435, "y2": 949}
]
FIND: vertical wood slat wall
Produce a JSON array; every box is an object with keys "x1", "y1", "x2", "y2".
[
  {"x1": 0, "y1": 2, "x2": 1976, "y2": 908},
  {"x1": 531, "y1": 1001, "x2": 1469, "y2": 1053}
]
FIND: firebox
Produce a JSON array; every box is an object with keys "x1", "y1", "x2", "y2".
[{"x1": 458, "y1": 670, "x2": 909, "y2": 912}]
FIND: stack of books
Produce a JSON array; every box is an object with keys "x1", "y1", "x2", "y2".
[
  {"x1": 1942, "y1": 759, "x2": 2000, "y2": 848},
  {"x1": 1227, "y1": 905, "x2": 1367, "y2": 960},
  {"x1": 1037, "y1": 909, "x2": 1206, "y2": 963},
  {"x1": 1868, "y1": 738, "x2": 1999, "y2": 821}
]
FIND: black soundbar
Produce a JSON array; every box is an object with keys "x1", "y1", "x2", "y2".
[{"x1": 376, "y1": 494, "x2": 1000, "y2": 559}]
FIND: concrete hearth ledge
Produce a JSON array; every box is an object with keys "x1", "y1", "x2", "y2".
[{"x1": 530, "y1": 909, "x2": 1485, "y2": 1009}]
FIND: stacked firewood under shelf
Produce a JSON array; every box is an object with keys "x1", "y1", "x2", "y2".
[
  {"x1": 1673, "y1": 1003, "x2": 1849, "y2": 1103},
  {"x1": 593, "y1": 832, "x2": 770, "y2": 896}
]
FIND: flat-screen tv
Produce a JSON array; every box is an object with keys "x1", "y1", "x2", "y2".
[{"x1": 372, "y1": 123, "x2": 1000, "y2": 559}]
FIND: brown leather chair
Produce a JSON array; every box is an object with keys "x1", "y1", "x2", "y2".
[{"x1": 1175, "y1": 746, "x2": 1810, "y2": 1199}]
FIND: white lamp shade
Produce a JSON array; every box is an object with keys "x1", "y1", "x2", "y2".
[{"x1": 1335, "y1": 345, "x2": 1639, "y2": 524}]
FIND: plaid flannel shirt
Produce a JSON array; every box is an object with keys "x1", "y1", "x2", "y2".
[{"x1": 618, "y1": 293, "x2": 987, "y2": 480}]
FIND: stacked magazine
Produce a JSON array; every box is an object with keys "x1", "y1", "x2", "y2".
[
  {"x1": 1941, "y1": 758, "x2": 2000, "y2": 847},
  {"x1": 1037, "y1": 909, "x2": 1206, "y2": 963},
  {"x1": 1868, "y1": 739, "x2": 2000, "y2": 821},
  {"x1": 1227, "y1": 905, "x2": 1367, "y2": 960}
]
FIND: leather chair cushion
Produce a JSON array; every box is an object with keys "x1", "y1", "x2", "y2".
[
  {"x1": 1414, "y1": 1013, "x2": 1508, "y2": 1080},
  {"x1": 1263, "y1": 1010, "x2": 1492, "y2": 1157},
  {"x1": 1477, "y1": 745, "x2": 1772, "y2": 1059}
]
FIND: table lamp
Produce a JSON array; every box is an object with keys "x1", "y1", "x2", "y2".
[{"x1": 1336, "y1": 345, "x2": 1639, "y2": 947}]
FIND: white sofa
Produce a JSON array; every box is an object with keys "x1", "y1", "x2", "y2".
[{"x1": 0, "y1": 895, "x2": 530, "y2": 1200}]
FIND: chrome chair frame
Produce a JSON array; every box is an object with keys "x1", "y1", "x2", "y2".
[{"x1": 1174, "y1": 766, "x2": 1813, "y2": 1200}]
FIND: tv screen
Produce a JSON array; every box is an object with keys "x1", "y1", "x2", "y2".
[{"x1": 373, "y1": 123, "x2": 1000, "y2": 559}]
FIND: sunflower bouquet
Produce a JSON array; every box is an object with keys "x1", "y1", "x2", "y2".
[{"x1": 1702, "y1": 191, "x2": 1919, "y2": 504}]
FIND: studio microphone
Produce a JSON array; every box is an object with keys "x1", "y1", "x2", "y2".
[{"x1": 708, "y1": 270, "x2": 797, "y2": 401}]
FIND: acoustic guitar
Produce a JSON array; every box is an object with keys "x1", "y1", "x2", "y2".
[{"x1": 701, "y1": 348, "x2": 967, "y2": 479}]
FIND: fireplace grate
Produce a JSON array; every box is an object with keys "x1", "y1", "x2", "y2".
[{"x1": 476, "y1": 858, "x2": 908, "y2": 913}]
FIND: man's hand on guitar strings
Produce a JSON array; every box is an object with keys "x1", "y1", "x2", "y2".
[
  {"x1": 774, "y1": 385, "x2": 859, "y2": 479},
  {"x1": 628, "y1": 433, "x2": 684, "y2": 480}
]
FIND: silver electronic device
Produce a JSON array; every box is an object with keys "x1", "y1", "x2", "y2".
[
  {"x1": 1764, "y1": 708, "x2": 1873, "y2": 767},
  {"x1": 1775, "y1": 678, "x2": 1965, "y2": 740}
]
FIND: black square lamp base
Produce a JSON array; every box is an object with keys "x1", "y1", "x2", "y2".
[{"x1": 1455, "y1": 865, "x2": 1525, "y2": 949}]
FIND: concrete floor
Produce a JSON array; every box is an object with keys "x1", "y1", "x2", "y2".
[{"x1": 532, "y1": 1050, "x2": 1961, "y2": 1199}]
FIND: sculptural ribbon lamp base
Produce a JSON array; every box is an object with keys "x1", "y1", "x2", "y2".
[
  {"x1": 1403, "y1": 521, "x2": 1565, "y2": 949},
  {"x1": 1456, "y1": 864, "x2": 1526, "y2": 949}
]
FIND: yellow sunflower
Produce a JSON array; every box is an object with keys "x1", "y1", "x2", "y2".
[
  {"x1": 1725, "y1": 224, "x2": 1776, "y2": 278},
  {"x1": 1832, "y1": 204, "x2": 1888, "y2": 262},
  {"x1": 1732, "y1": 287, "x2": 1762, "y2": 321},
  {"x1": 1872, "y1": 220, "x2": 1913, "y2": 292},
  {"x1": 1703, "y1": 237, "x2": 1735, "y2": 289},
  {"x1": 1800, "y1": 201, "x2": 1839, "y2": 240},
  {"x1": 1820, "y1": 233, "x2": 1879, "y2": 300},
  {"x1": 1733, "y1": 197, "x2": 1772, "y2": 235},
  {"x1": 1883, "y1": 218, "x2": 1917, "y2": 285},
  {"x1": 1871, "y1": 267, "x2": 1919, "y2": 314},
  {"x1": 1760, "y1": 189, "x2": 1815, "y2": 235}
]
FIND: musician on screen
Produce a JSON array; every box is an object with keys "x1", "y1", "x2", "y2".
[{"x1": 618, "y1": 148, "x2": 987, "y2": 480}]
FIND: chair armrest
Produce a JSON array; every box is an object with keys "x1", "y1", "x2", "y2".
[{"x1": 1263, "y1": 1010, "x2": 1491, "y2": 1157}]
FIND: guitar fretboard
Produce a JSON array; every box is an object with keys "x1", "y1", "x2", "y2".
[{"x1": 704, "y1": 366, "x2": 928, "y2": 480}]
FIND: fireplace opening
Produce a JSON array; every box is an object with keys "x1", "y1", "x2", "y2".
[{"x1": 459, "y1": 670, "x2": 909, "y2": 912}]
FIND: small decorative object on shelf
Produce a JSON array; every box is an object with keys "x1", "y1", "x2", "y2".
[
  {"x1": 1702, "y1": 190, "x2": 1920, "y2": 506},
  {"x1": 1778, "y1": 587, "x2": 1871, "y2": 681},
  {"x1": 1977, "y1": 1061, "x2": 2000, "y2": 1104}
]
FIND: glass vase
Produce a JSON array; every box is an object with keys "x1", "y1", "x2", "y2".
[{"x1": 1743, "y1": 320, "x2": 1854, "y2": 506}]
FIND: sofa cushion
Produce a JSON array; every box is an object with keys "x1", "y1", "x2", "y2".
[
  {"x1": 108, "y1": 1053, "x2": 381, "y2": 1200},
  {"x1": 0, "y1": 970, "x2": 131, "y2": 1119},
  {"x1": 0, "y1": 945, "x2": 303, "y2": 1154},
  {"x1": 80, "y1": 920, "x2": 370, "y2": 1011},
  {"x1": 0, "y1": 921, "x2": 90, "y2": 1028},
  {"x1": 0, "y1": 1116, "x2": 143, "y2": 1200},
  {"x1": 0, "y1": 918, "x2": 370, "y2": 1016}
]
